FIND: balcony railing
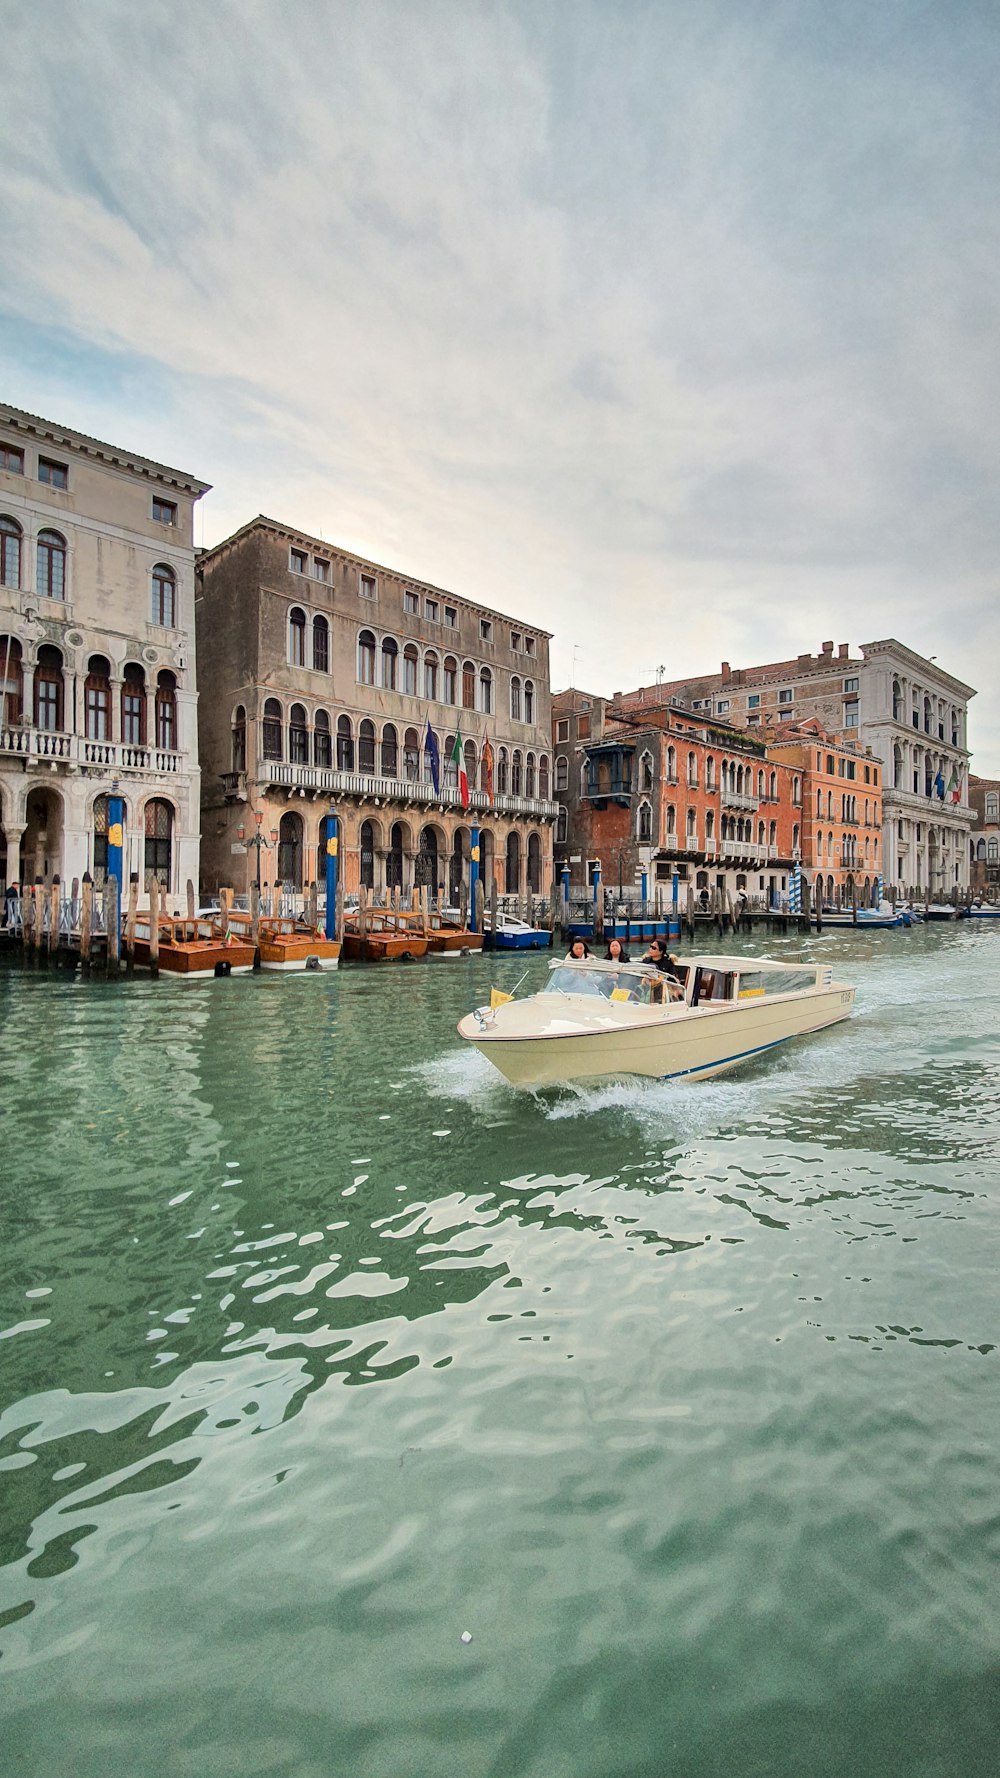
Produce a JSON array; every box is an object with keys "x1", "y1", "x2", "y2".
[
  {"x1": 721, "y1": 791, "x2": 757, "y2": 811},
  {"x1": 0, "y1": 726, "x2": 184, "y2": 774},
  {"x1": 260, "y1": 760, "x2": 558, "y2": 820}
]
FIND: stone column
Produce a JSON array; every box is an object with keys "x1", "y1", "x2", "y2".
[{"x1": 3, "y1": 823, "x2": 24, "y2": 891}]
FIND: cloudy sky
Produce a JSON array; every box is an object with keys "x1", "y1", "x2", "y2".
[{"x1": 3, "y1": 0, "x2": 998, "y2": 764}]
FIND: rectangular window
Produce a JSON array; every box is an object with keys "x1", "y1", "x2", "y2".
[
  {"x1": 1, "y1": 444, "x2": 24, "y2": 474},
  {"x1": 152, "y1": 497, "x2": 177, "y2": 525},
  {"x1": 716, "y1": 699, "x2": 729, "y2": 713},
  {"x1": 511, "y1": 631, "x2": 521, "y2": 653},
  {"x1": 444, "y1": 605, "x2": 457, "y2": 627},
  {"x1": 577, "y1": 715, "x2": 590, "y2": 739},
  {"x1": 778, "y1": 689, "x2": 792, "y2": 704},
  {"x1": 747, "y1": 694, "x2": 760, "y2": 709},
  {"x1": 360, "y1": 573, "x2": 376, "y2": 599},
  {"x1": 480, "y1": 618, "x2": 492, "y2": 641},
  {"x1": 404, "y1": 590, "x2": 419, "y2": 615},
  {"x1": 556, "y1": 719, "x2": 569, "y2": 742},
  {"x1": 424, "y1": 597, "x2": 438, "y2": 622},
  {"x1": 123, "y1": 692, "x2": 144, "y2": 745},
  {"x1": 846, "y1": 760, "x2": 856, "y2": 779},
  {"x1": 38, "y1": 457, "x2": 69, "y2": 489},
  {"x1": 844, "y1": 709, "x2": 859, "y2": 728},
  {"x1": 313, "y1": 557, "x2": 330, "y2": 583},
  {"x1": 290, "y1": 548, "x2": 307, "y2": 574},
  {"x1": 525, "y1": 636, "x2": 535, "y2": 656},
  {"x1": 843, "y1": 677, "x2": 859, "y2": 692}
]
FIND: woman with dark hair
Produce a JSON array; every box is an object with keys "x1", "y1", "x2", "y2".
[
  {"x1": 604, "y1": 936, "x2": 630, "y2": 963},
  {"x1": 566, "y1": 937, "x2": 591, "y2": 960}
]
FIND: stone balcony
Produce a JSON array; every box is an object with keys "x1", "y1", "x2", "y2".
[
  {"x1": 255, "y1": 759, "x2": 558, "y2": 821},
  {"x1": 0, "y1": 725, "x2": 185, "y2": 776}
]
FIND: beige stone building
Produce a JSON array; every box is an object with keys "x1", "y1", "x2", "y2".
[
  {"x1": 196, "y1": 518, "x2": 557, "y2": 903},
  {"x1": 0, "y1": 403, "x2": 209, "y2": 899}
]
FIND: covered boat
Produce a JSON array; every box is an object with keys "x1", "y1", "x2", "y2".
[{"x1": 458, "y1": 954, "x2": 856, "y2": 1088}]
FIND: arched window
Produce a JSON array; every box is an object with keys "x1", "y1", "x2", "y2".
[
  {"x1": 226, "y1": 703, "x2": 245, "y2": 771},
  {"x1": 640, "y1": 751, "x2": 653, "y2": 791},
  {"x1": 155, "y1": 671, "x2": 177, "y2": 751},
  {"x1": 666, "y1": 745, "x2": 676, "y2": 782},
  {"x1": 262, "y1": 697, "x2": 283, "y2": 760},
  {"x1": 152, "y1": 563, "x2": 176, "y2": 627},
  {"x1": 444, "y1": 734, "x2": 458, "y2": 789},
  {"x1": 360, "y1": 819, "x2": 375, "y2": 890},
  {"x1": 510, "y1": 675, "x2": 522, "y2": 721},
  {"x1": 403, "y1": 726, "x2": 420, "y2": 780},
  {"x1": 278, "y1": 811, "x2": 303, "y2": 889},
  {"x1": 37, "y1": 529, "x2": 66, "y2": 600},
  {"x1": 381, "y1": 722, "x2": 398, "y2": 777},
  {"x1": 122, "y1": 665, "x2": 147, "y2": 748},
  {"x1": 415, "y1": 826, "x2": 439, "y2": 890},
  {"x1": 525, "y1": 752, "x2": 536, "y2": 797},
  {"x1": 358, "y1": 629, "x2": 376, "y2": 685},
  {"x1": 706, "y1": 756, "x2": 716, "y2": 791},
  {"x1": 638, "y1": 801, "x2": 652, "y2": 842},
  {"x1": 463, "y1": 661, "x2": 476, "y2": 709},
  {"x1": 986, "y1": 793, "x2": 999, "y2": 823},
  {"x1": 989, "y1": 838, "x2": 999, "y2": 864},
  {"x1": 539, "y1": 755, "x2": 549, "y2": 800},
  {"x1": 687, "y1": 808, "x2": 697, "y2": 838},
  {"x1": 144, "y1": 798, "x2": 173, "y2": 890},
  {"x1": 689, "y1": 752, "x2": 698, "y2": 788},
  {"x1": 479, "y1": 666, "x2": 493, "y2": 714},
  {"x1": 403, "y1": 643, "x2": 419, "y2": 696},
  {"x1": 511, "y1": 749, "x2": 523, "y2": 795},
  {"x1": 505, "y1": 831, "x2": 520, "y2": 893},
  {"x1": 359, "y1": 718, "x2": 376, "y2": 773},
  {"x1": 314, "y1": 709, "x2": 331, "y2": 767},
  {"x1": 387, "y1": 822, "x2": 405, "y2": 888},
  {"x1": 443, "y1": 656, "x2": 457, "y2": 703},
  {"x1": 337, "y1": 714, "x2": 354, "y2": 770},
  {"x1": 527, "y1": 832, "x2": 541, "y2": 893},
  {"x1": 313, "y1": 614, "x2": 329, "y2": 673},
  {"x1": 0, "y1": 636, "x2": 24, "y2": 723},
  {"x1": 793, "y1": 775, "x2": 801, "y2": 804},
  {"x1": 497, "y1": 746, "x2": 509, "y2": 794},
  {"x1": 524, "y1": 680, "x2": 534, "y2": 723},
  {"x1": 34, "y1": 645, "x2": 64, "y2": 731},
  {"x1": 381, "y1": 636, "x2": 398, "y2": 690},
  {"x1": 0, "y1": 516, "x2": 22, "y2": 589},
  {"x1": 756, "y1": 769, "x2": 765, "y2": 799},
  {"x1": 85, "y1": 654, "x2": 112, "y2": 741},
  {"x1": 424, "y1": 651, "x2": 439, "y2": 700},
  {"x1": 289, "y1": 702, "x2": 308, "y2": 764},
  {"x1": 556, "y1": 805, "x2": 568, "y2": 845},
  {"x1": 288, "y1": 607, "x2": 306, "y2": 666},
  {"x1": 666, "y1": 804, "x2": 676, "y2": 836},
  {"x1": 769, "y1": 820, "x2": 777, "y2": 847},
  {"x1": 792, "y1": 823, "x2": 800, "y2": 852},
  {"x1": 555, "y1": 755, "x2": 568, "y2": 792},
  {"x1": 769, "y1": 770, "x2": 777, "y2": 799},
  {"x1": 464, "y1": 738, "x2": 476, "y2": 790},
  {"x1": 706, "y1": 809, "x2": 715, "y2": 838}
]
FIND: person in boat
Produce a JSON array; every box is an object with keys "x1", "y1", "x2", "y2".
[
  {"x1": 565, "y1": 937, "x2": 592, "y2": 961},
  {"x1": 604, "y1": 937, "x2": 631, "y2": 963}
]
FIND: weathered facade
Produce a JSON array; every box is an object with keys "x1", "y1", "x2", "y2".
[
  {"x1": 196, "y1": 519, "x2": 557, "y2": 902},
  {"x1": 968, "y1": 775, "x2": 1000, "y2": 893},
  {"x1": 0, "y1": 403, "x2": 209, "y2": 900},
  {"x1": 767, "y1": 718, "x2": 884, "y2": 903},
  {"x1": 609, "y1": 636, "x2": 975, "y2": 896}
]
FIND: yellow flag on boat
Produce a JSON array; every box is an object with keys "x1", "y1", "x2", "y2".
[{"x1": 490, "y1": 988, "x2": 514, "y2": 1010}]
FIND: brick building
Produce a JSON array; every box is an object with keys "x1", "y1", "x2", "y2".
[
  {"x1": 196, "y1": 518, "x2": 557, "y2": 902},
  {"x1": 968, "y1": 775, "x2": 1000, "y2": 893}
]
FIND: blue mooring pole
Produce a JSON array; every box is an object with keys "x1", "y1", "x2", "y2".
[
  {"x1": 560, "y1": 861, "x2": 570, "y2": 919},
  {"x1": 469, "y1": 824, "x2": 480, "y2": 934},
  {"x1": 107, "y1": 780, "x2": 124, "y2": 899},
  {"x1": 324, "y1": 806, "x2": 339, "y2": 940}
]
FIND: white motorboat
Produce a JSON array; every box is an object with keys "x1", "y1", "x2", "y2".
[{"x1": 458, "y1": 954, "x2": 856, "y2": 1088}]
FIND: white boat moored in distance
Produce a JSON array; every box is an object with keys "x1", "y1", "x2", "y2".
[{"x1": 458, "y1": 955, "x2": 857, "y2": 1088}]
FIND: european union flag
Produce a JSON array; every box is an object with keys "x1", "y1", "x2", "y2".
[
  {"x1": 935, "y1": 772, "x2": 945, "y2": 799},
  {"x1": 424, "y1": 720, "x2": 441, "y2": 795}
]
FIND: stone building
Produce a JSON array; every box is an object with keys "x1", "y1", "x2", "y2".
[
  {"x1": 766, "y1": 718, "x2": 884, "y2": 904},
  {"x1": 0, "y1": 402, "x2": 209, "y2": 899},
  {"x1": 196, "y1": 518, "x2": 557, "y2": 902},
  {"x1": 968, "y1": 775, "x2": 1000, "y2": 893},
  {"x1": 610, "y1": 637, "x2": 975, "y2": 896}
]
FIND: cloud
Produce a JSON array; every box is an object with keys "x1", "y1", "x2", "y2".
[{"x1": 2, "y1": 0, "x2": 998, "y2": 764}]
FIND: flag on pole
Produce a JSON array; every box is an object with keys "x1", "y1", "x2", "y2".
[
  {"x1": 424, "y1": 720, "x2": 440, "y2": 796},
  {"x1": 947, "y1": 770, "x2": 961, "y2": 804},
  {"x1": 482, "y1": 732, "x2": 495, "y2": 805},
  {"x1": 934, "y1": 771, "x2": 945, "y2": 800},
  {"x1": 450, "y1": 730, "x2": 469, "y2": 809}
]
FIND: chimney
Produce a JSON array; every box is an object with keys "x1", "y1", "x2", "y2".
[
  {"x1": 821, "y1": 640, "x2": 834, "y2": 656},
  {"x1": 721, "y1": 661, "x2": 730, "y2": 682},
  {"x1": 838, "y1": 643, "x2": 849, "y2": 660}
]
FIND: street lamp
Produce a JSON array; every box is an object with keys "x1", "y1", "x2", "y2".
[{"x1": 237, "y1": 809, "x2": 279, "y2": 894}]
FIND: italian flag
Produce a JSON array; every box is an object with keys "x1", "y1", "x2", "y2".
[{"x1": 451, "y1": 730, "x2": 469, "y2": 809}]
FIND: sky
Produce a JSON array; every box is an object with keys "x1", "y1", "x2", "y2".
[{"x1": 3, "y1": 0, "x2": 999, "y2": 766}]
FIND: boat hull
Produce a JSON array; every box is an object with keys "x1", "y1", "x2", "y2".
[
  {"x1": 131, "y1": 938, "x2": 256, "y2": 976},
  {"x1": 427, "y1": 930, "x2": 484, "y2": 956},
  {"x1": 342, "y1": 931, "x2": 429, "y2": 961},
  {"x1": 491, "y1": 930, "x2": 552, "y2": 950},
  {"x1": 460, "y1": 985, "x2": 856, "y2": 1087}
]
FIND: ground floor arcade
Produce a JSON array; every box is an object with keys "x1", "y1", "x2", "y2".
[{"x1": 0, "y1": 770, "x2": 201, "y2": 909}]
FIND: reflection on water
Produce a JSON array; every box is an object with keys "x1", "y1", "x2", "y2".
[{"x1": 1, "y1": 927, "x2": 999, "y2": 1777}]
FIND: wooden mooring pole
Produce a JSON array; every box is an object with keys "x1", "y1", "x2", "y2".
[
  {"x1": 125, "y1": 872, "x2": 139, "y2": 973},
  {"x1": 80, "y1": 873, "x2": 93, "y2": 976},
  {"x1": 148, "y1": 874, "x2": 160, "y2": 979}
]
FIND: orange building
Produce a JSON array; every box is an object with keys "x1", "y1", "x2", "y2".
[{"x1": 767, "y1": 719, "x2": 884, "y2": 904}]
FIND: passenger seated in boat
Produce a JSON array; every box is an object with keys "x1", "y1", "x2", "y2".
[
  {"x1": 604, "y1": 937, "x2": 631, "y2": 963},
  {"x1": 642, "y1": 938, "x2": 684, "y2": 983},
  {"x1": 565, "y1": 937, "x2": 592, "y2": 961}
]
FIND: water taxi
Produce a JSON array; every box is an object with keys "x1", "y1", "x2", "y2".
[
  {"x1": 487, "y1": 912, "x2": 552, "y2": 951},
  {"x1": 342, "y1": 910, "x2": 429, "y2": 962},
  {"x1": 960, "y1": 902, "x2": 1000, "y2": 921},
  {"x1": 458, "y1": 954, "x2": 856, "y2": 1088},
  {"x1": 132, "y1": 914, "x2": 256, "y2": 978},
  {"x1": 426, "y1": 916, "x2": 483, "y2": 957},
  {"x1": 226, "y1": 911, "x2": 340, "y2": 971}
]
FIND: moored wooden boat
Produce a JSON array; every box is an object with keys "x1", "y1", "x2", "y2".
[
  {"x1": 227, "y1": 911, "x2": 341, "y2": 971},
  {"x1": 132, "y1": 914, "x2": 256, "y2": 977},
  {"x1": 342, "y1": 910, "x2": 429, "y2": 961},
  {"x1": 426, "y1": 919, "x2": 483, "y2": 956}
]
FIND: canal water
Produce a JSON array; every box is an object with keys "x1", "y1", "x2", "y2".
[{"x1": 1, "y1": 925, "x2": 998, "y2": 1778}]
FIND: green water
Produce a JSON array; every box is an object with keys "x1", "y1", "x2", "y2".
[{"x1": 1, "y1": 927, "x2": 999, "y2": 1778}]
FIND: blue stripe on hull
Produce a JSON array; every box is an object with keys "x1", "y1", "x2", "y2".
[{"x1": 659, "y1": 1024, "x2": 835, "y2": 1081}]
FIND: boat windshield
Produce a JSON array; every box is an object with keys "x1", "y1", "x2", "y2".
[{"x1": 542, "y1": 962, "x2": 654, "y2": 1004}]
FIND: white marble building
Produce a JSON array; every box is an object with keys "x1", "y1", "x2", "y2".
[
  {"x1": 0, "y1": 404, "x2": 209, "y2": 901},
  {"x1": 857, "y1": 639, "x2": 974, "y2": 895}
]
